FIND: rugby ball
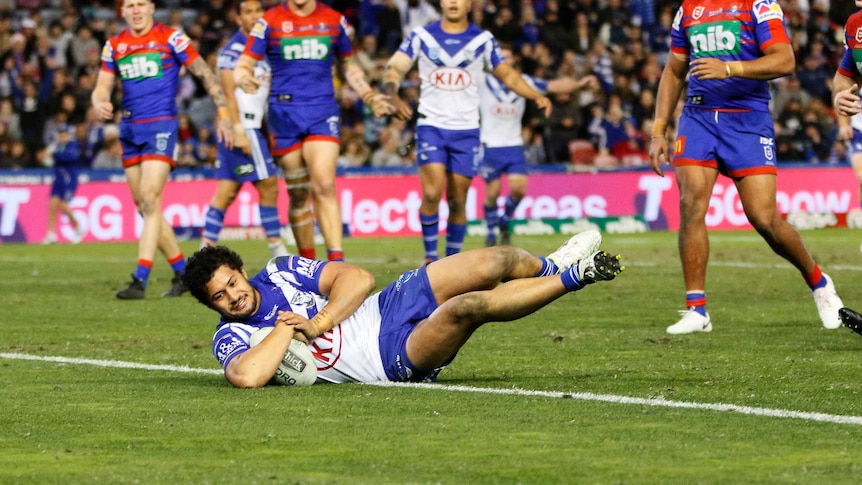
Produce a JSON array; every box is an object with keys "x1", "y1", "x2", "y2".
[{"x1": 249, "y1": 327, "x2": 318, "y2": 386}]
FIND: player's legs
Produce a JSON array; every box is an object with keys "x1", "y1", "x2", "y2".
[
  {"x1": 501, "y1": 172, "x2": 528, "y2": 245},
  {"x1": 44, "y1": 196, "x2": 60, "y2": 243},
  {"x1": 444, "y1": 171, "x2": 473, "y2": 256},
  {"x1": 406, "y1": 244, "x2": 621, "y2": 371},
  {"x1": 675, "y1": 164, "x2": 718, "y2": 294},
  {"x1": 418, "y1": 162, "x2": 447, "y2": 262},
  {"x1": 252, "y1": 175, "x2": 288, "y2": 256},
  {"x1": 202, "y1": 179, "x2": 241, "y2": 245},
  {"x1": 483, "y1": 176, "x2": 502, "y2": 246},
  {"x1": 735, "y1": 174, "x2": 815, "y2": 274},
  {"x1": 279, "y1": 150, "x2": 316, "y2": 258},
  {"x1": 302, "y1": 139, "x2": 343, "y2": 261}
]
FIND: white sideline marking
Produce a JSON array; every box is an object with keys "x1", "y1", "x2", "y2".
[{"x1": 4, "y1": 352, "x2": 862, "y2": 426}]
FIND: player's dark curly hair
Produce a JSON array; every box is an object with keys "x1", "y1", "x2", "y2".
[{"x1": 182, "y1": 245, "x2": 245, "y2": 308}]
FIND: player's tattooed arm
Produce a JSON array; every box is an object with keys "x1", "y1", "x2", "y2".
[
  {"x1": 383, "y1": 52, "x2": 414, "y2": 120},
  {"x1": 344, "y1": 58, "x2": 393, "y2": 117},
  {"x1": 187, "y1": 57, "x2": 234, "y2": 149}
]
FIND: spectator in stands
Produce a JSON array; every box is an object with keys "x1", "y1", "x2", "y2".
[
  {"x1": 539, "y1": 6, "x2": 571, "y2": 60},
  {"x1": 773, "y1": 76, "x2": 811, "y2": 116},
  {"x1": 2, "y1": 139, "x2": 31, "y2": 169},
  {"x1": 523, "y1": 126, "x2": 547, "y2": 165},
  {"x1": 545, "y1": 90, "x2": 583, "y2": 162},
  {"x1": 46, "y1": 20, "x2": 72, "y2": 69},
  {"x1": 396, "y1": 0, "x2": 440, "y2": 39},
  {"x1": 797, "y1": 54, "x2": 831, "y2": 104},
  {"x1": 338, "y1": 131, "x2": 371, "y2": 168},
  {"x1": 17, "y1": 78, "x2": 50, "y2": 165},
  {"x1": 370, "y1": 124, "x2": 407, "y2": 167},
  {"x1": 0, "y1": 96, "x2": 21, "y2": 141},
  {"x1": 68, "y1": 24, "x2": 99, "y2": 71},
  {"x1": 376, "y1": 0, "x2": 403, "y2": 54},
  {"x1": 0, "y1": 12, "x2": 12, "y2": 56},
  {"x1": 517, "y1": 6, "x2": 540, "y2": 49},
  {"x1": 91, "y1": 125, "x2": 122, "y2": 170}
]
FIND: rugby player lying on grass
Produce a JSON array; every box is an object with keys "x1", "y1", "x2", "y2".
[{"x1": 183, "y1": 231, "x2": 623, "y2": 388}]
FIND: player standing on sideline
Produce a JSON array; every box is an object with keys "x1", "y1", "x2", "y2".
[
  {"x1": 479, "y1": 45, "x2": 597, "y2": 247},
  {"x1": 182, "y1": 230, "x2": 620, "y2": 388},
  {"x1": 234, "y1": 0, "x2": 393, "y2": 262},
  {"x1": 832, "y1": 2, "x2": 862, "y2": 252},
  {"x1": 43, "y1": 125, "x2": 84, "y2": 245},
  {"x1": 382, "y1": 0, "x2": 552, "y2": 264},
  {"x1": 200, "y1": 0, "x2": 289, "y2": 259},
  {"x1": 648, "y1": 0, "x2": 844, "y2": 333},
  {"x1": 92, "y1": 0, "x2": 234, "y2": 299}
]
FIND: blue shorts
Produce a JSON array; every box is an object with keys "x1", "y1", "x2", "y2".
[
  {"x1": 377, "y1": 266, "x2": 451, "y2": 382},
  {"x1": 478, "y1": 145, "x2": 527, "y2": 182},
  {"x1": 119, "y1": 119, "x2": 178, "y2": 168},
  {"x1": 415, "y1": 125, "x2": 480, "y2": 177},
  {"x1": 673, "y1": 108, "x2": 777, "y2": 177},
  {"x1": 215, "y1": 128, "x2": 278, "y2": 183},
  {"x1": 50, "y1": 166, "x2": 78, "y2": 201},
  {"x1": 268, "y1": 100, "x2": 340, "y2": 156}
]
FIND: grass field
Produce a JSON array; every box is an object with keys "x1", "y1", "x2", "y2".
[{"x1": 3, "y1": 228, "x2": 862, "y2": 484}]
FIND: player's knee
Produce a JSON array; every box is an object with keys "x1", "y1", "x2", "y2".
[{"x1": 449, "y1": 293, "x2": 489, "y2": 324}]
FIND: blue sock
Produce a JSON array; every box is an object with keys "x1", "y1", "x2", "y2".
[
  {"x1": 203, "y1": 206, "x2": 226, "y2": 242},
  {"x1": 168, "y1": 254, "x2": 186, "y2": 274},
  {"x1": 536, "y1": 256, "x2": 557, "y2": 277},
  {"x1": 134, "y1": 259, "x2": 153, "y2": 287},
  {"x1": 484, "y1": 204, "x2": 499, "y2": 241},
  {"x1": 560, "y1": 264, "x2": 585, "y2": 291},
  {"x1": 686, "y1": 291, "x2": 707, "y2": 316},
  {"x1": 259, "y1": 205, "x2": 282, "y2": 239},
  {"x1": 420, "y1": 213, "x2": 439, "y2": 261},
  {"x1": 503, "y1": 195, "x2": 517, "y2": 219},
  {"x1": 445, "y1": 222, "x2": 467, "y2": 256}
]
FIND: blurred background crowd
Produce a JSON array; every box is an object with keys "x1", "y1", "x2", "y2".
[{"x1": 0, "y1": 0, "x2": 855, "y2": 171}]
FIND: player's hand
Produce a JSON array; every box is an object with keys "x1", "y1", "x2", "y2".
[
  {"x1": 390, "y1": 97, "x2": 413, "y2": 121},
  {"x1": 578, "y1": 75, "x2": 599, "y2": 91},
  {"x1": 368, "y1": 93, "x2": 395, "y2": 118},
  {"x1": 233, "y1": 124, "x2": 251, "y2": 155},
  {"x1": 216, "y1": 117, "x2": 235, "y2": 150},
  {"x1": 277, "y1": 310, "x2": 323, "y2": 340},
  {"x1": 238, "y1": 75, "x2": 261, "y2": 94},
  {"x1": 94, "y1": 101, "x2": 114, "y2": 121},
  {"x1": 690, "y1": 57, "x2": 726, "y2": 80},
  {"x1": 535, "y1": 95, "x2": 552, "y2": 118},
  {"x1": 835, "y1": 84, "x2": 862, "y2": 117},
  {"x1": 648, "y1": 134, "x2": 669, "y2": 177}
]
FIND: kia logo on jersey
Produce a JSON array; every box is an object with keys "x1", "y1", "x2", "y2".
[
  {"x1": 429, "y1": 67, "x2": 471, "y2": 91},
  {"x1": 693, "y1": 6, "x2": 704, "y2": 20}
]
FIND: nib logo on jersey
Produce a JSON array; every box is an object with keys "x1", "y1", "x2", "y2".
[
  {"x1": 117, "y1": 53, "x2": 163, "y2": 80},
  {"x1": 281, "y1": 36, "x2": 330, "y2": 60},
  {"x1": 688, "y1": 21, "x2": 740, "y2": 58}
]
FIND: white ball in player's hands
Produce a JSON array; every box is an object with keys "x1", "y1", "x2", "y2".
[{"x1": 249, "y1": 327, "x2": 318, "y2": 386}]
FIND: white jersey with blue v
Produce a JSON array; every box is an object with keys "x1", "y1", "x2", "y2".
[
  {"x1": 398, "y1": 21, "x2": 504, "y2": 130},
  {"x1": 479, "y1": 73, "x2": 547, "y2": 148}
]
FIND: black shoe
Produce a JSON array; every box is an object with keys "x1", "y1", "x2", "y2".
[
  {"x1": 161, "y1": 273, "x2": 188, "y2": 297},
  {"x1": 499, "y1": 222, "x2": 511, "y2": 245},
  {"x1": 839, "y1": 307, "x2": 862, "y2": 336},
  {"x1": 577, "y1": 250, "x2": 624, "y2": 284},
  {"x1": 116, "y1": 275, "x2": 145, "y2": 300}
]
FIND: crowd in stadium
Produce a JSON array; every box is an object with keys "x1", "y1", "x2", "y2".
[{"x1": 0, "y1": 0, "x2": 855, "y2": 171}]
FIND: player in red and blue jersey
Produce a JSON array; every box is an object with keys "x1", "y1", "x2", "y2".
[
  {"x1": 234, "y1": 0, "x2": 392, "y2": 263},
  {"x1": 91, "y1": 0, "x2": 235, "y2": 300},
  {"x1": 648, "y1": 0, "x2": 843, "y2": 334}
]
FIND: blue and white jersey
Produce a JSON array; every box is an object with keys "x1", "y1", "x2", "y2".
[
  {"x1": 218, "y1": 29, "x2": 270, "y2": 130},
  {"x1": 398, "y1": 21, "x2": 504, "y2": 130},
  {"x1": 479, "y1": 73, "x2": 547, "y2": 148},
  {"x1": 211, "y1": 256, "x2": 387, "y2": 383},
  {"x1": 851, "y1": 113, "x2": 862, "y2": 132}
]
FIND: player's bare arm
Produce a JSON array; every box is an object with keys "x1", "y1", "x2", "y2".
[
  {"x1": 91, "y1": 70, "x2": 116, "y2": 121},
  {"x1": 233, "y1": 54, "x2": 261, "y2": 94},
  {"x1": 344, "y1": 57, "x2": 394, "y2": 117},
  {"x1": 187, "y1": 57, "x2": 235, "y2": 149},
  {"x1": 383, "y1": 52, "x2": 414, "y2": 120},
  {"x1": 225, "y1": 321, "x2": 298, "y2": 388},
  {"x1": 546, "y1": 74, "x2": 598, "y2": 95},
  {"x1": 492, "y1": 62, "x2": 552, "y2": 117},
  {"x1": 691, "y1": 43, "x2": 795, "y2": 81},
  {"x1": 282, "y1": 262, "x2": 376, "y2": 341},
  {"x1": 219, "y1": 67, "x2": 252, "y2": 155},
  {"x1": 649, "y1": 52, "x2": 689, "y2": 177}
]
